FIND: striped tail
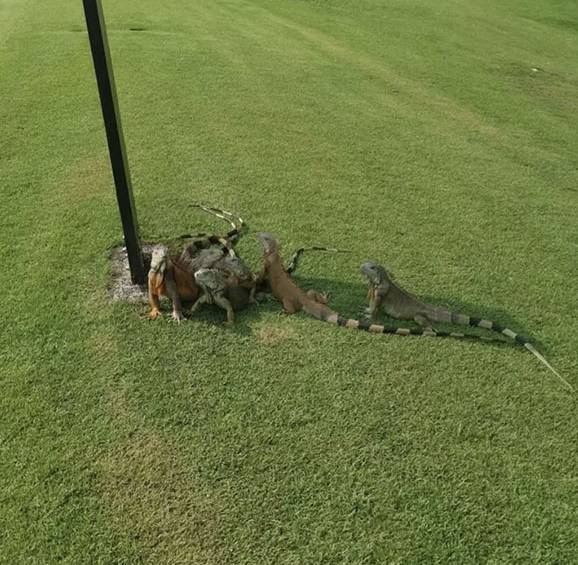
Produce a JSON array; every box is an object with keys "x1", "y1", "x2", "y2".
[
  {"x1": 286, "y1": 246, "x2": 349, "y2": 274},
  {"x1": 191, "y1": 203, "x2": 246, "y2": 245},
  {"x1": 334, "y1": 314, "x2": 574, "y2": 392}
]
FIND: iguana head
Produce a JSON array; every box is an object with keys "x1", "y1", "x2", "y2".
[
  {"x1": 221, "y1": 255, "x2": 253, "y2": 282},
  {"x1": 360, "y1": 261, "x2": 388, "y2": 286},
  {"x1": 257, "y1": 232, "x2": 279, "y2": 256},
  {"x1": 150, "y1": 244, "x2": 169, "y2": 274}
]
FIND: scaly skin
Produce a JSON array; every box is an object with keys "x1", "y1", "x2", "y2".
[
  {"x1": 257, "y1": 233, "x2": 336, "y2": 321},
  {"x1": 147, "y1": 245, "x2": 199, "y2": 323},
  {"x1": 191, "y1": 257, "x2": 257, "y2": 325},
  {"x1": 360, "y1": 261, "x2": 572, "y2": 391}
]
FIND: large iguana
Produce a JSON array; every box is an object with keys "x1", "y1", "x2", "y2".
[
  {"x1": 360, "y1": 260, "x2": 572, "y2": 390},
  {"x1": 257, "y1": 233, "x2": 572, "y2": 391}
]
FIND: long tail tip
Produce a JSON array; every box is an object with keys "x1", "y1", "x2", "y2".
[{"x1": 524, "y1": 343, "x2": 575, "y2": 392}]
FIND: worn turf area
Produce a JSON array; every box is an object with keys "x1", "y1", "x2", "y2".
[{"x1": 1, "y1": 0, "x2": 578, "y2": 562}]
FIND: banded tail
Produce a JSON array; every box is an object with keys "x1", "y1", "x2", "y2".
[
  {"x1": 348, "y1": 310, "x2": 573, "y2": 391},
  {"x1": 179, "y1": 204, "x2": 246, "y2": 248},
  {"x1": 297, "y1": 298, "x2": 573, "y2": 391},
  {"x1": 286, "y1": 246, "x2": 349, "y2": 274},
  {"x1": 425, "y1": 309, "x2": 572, "y2": 390},
  {"x1": 191, "y1": 203, "x2": 246, "y2": 245}
]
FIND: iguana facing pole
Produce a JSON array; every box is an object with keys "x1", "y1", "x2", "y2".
[{"x1": 360, "y1": 261, "x2": 572, "y2": 391}]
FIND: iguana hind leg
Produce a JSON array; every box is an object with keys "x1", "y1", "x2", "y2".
[
  {"x1": 306, "y1": 289, "x2": 329, "y2": 304},
  {"x1": 414, "y1": 313, "x2": 435, "y2": 332}
]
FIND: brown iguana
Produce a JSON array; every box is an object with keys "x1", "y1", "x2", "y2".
[
  {"x1": 147, "y1": 245, "x2": 199, "y2": 322},
  {"x1": 360, "y1": 260, "x2": 572, "y2": 391}
]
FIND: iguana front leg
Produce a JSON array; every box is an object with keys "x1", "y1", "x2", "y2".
[
  {"x1": 188, "y1": 293, "x2": 209, "y2": 317},
  {"x1": 166, "y1": 278, "x2": 185, "y2": 323},
  {"x1": 364, "y1": 289, "x2": 383, "y2": 321},
  {"x1": 148, "y1": 276, "x2": 163, "y2": 320},
  {"x1": 213, "y1": 294, "x2": 235, "y2": 326},
  {"x1": 282, "y1": 298, "x2": 298, "y2": 314}
]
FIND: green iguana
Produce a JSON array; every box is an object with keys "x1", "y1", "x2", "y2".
[
  {"x1": 190, "y1": 256, "x2": 257, "y2": 325},
  {"x1": 360, "y1": 260, "x2": 572, "y2": 391}
]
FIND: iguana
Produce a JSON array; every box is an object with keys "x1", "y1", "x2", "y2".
[
  {"x1": 190, "y1": 257, "x2": 257, "y2": 325},
  {"x1": 257, "y1": 234, "x2": 572, "y2": 391},
  {"x1": 147, "y1": 245, "x2": 199, "y2": 322},
  {"x1": 147, "y1": 205, "x2": 250, "y2": 322},
  {"x1": 360, "y1": 261, "x2": 572, "y2": 391}
]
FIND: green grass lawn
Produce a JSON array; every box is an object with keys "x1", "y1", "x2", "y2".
[{"x1": 2, "y1": 0, "x2": 578, "y2": 562}]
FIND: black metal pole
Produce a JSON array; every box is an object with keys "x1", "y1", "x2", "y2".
[{"x1": 82, "y1": 0, "x2": 146, "y2": 284}]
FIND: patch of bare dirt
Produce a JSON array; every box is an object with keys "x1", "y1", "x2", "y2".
[{"x1": 108, "y1": 245, "x2": 153, "y2": 303}]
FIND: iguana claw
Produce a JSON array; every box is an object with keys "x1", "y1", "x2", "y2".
[{"x1": 171, "y1": 311, "x2": 185, "y2": 323}]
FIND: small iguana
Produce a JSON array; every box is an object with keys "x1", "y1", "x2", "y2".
[
  {"x1": 147, "y1": 245, "x2": 199, "y2": 322},
  {"x1": 360, "y1": 261, "x2": 572, "y2": 391},
  {"x1": 190, "y1": 256, "x2": 257, "y2": 325}
]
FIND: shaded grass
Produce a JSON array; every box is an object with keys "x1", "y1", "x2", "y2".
[{"x1": 1, "y1": 0, "x2": 578, "y2": 563}]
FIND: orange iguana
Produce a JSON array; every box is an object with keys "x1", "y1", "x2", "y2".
[
  {"x1": 147, "y1": 245, "x2": 199, "y2": 322},
  {"x1": 257, "y1": 233, "x2": 572, "y2": 391}
]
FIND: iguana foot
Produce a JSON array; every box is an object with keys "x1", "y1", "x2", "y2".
[
  {"x1": 171, "y1": 311, "x2": 185, "y2": 323},
  {"x1": 359, "y1": 307, "x2": 373, "y2": 320},
  {"x1": 318, "y1": 291, "x2": 330, "y2": 304},
  {"x1": 148, "y1": 309, "x2": 162, "y2": 320}
]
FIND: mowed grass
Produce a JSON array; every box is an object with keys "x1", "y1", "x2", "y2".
[{"x1": 1, "y1": 0, "x2": 578, "y2": 562}]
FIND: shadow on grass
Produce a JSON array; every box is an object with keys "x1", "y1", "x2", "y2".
[
  {"x1": 138, "y1": 262, "x2": 547, "y2": 352},
  {"x1": 289, "y1": 275, "x2": 547, "y2": 351}
]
